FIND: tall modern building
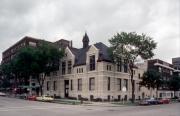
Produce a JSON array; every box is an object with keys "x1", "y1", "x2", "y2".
[
  {"x1": 1, "y1": 36, "x2": 71, "y2": 94},
  {"x1": 2, "y1": 36, "x2": 41, "y2": 64},
  {"x1": 172, "y1": 57, "x2": 180, "y2": 71},
  {"x1": 147, "y1": 59, "x2": 175, "y2": 98}
]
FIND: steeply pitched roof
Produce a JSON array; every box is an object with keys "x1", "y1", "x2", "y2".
[
  {"x1": 94, "y1": 42, "x2": 112, "y2": 62},
  {"x1": 69, "y1": 42, "x2": 112, "y2": 67}
]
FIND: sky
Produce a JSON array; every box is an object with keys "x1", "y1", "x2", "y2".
[{"x1": 0, "y1": 0, "x2": 179, "y2": 63}]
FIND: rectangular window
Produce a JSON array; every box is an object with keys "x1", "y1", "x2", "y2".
[
  {"x1": 68, "y1": 61, "x2": 72, "y2": 74},
  {"x1": 124, "y1": 59, "x2": 128, "y2": 73},
  {"x1": 107, "y1": 65, "x2": 112, "y2": 71},
  {"x1": 70, "y1": 80, "x2": 73, "y2": 90},
  {"x1": 90, "y1": 55, "x2": 95, "y2": 71},
  {"x1": 47, "y1": 81, "x2": 50, "y2": 91},
  {"x1": 108, "y1": 77, "x2": 110, "y2": 91},
  {"x1": 138, "y1": 73, "x2": 141, "y2": 79},
  {"x1": 117, "y1": 58, "x2": 122, "y2": 72},
  {"x1": 89, "y1": 77, "x2": 95, "y2": 91},
  {"x1": 78, "y1": 79, "x2": 82, "y2": 91},
  {"x1": 62, "y1": 61, "x2": 66, "y2": 75},
  {"x1": 53, "y1": 71, "x2": 57, "y2": 76},
  {"x1": 117, "y1": 78, "x2": 121, "y2": 91},
  {"x1": 53, "y1": 81, "x2": 57, "y2": 91},
  {"x1": 124, "y1": 79, "x2": 128, "y2": 90},
  {"x1": 47, "y1": 72, "x2": 50, "y2": 76}
]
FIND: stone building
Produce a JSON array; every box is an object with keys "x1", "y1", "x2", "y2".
[{"x1": 43, "y1": 33, "x2": 151, "y2": 101}]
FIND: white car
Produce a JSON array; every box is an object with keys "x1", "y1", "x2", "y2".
[
  {"x1": 0, "y1": 92, "x2": 6, "y2": 96},
  {"x1": 36, "y1": 95, "x2": 54, "y2": 102}
]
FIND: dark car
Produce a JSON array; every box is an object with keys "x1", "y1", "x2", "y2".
[
  {"x1": 139, "y1": 99, "x2": 150, "y2": 105},
  {"x1": 146, "y1": 98, "x2": 159, "y2": 105}
]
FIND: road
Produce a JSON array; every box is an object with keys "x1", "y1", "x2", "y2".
[{"x1": 0, "y1": 96, "x2": 180, "y2": 116}]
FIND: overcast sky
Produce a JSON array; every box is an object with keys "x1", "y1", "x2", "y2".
[{"x1": 0, "y1": 0, "x2": 179, "y2": 63}]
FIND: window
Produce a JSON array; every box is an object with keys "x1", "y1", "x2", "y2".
[
  {"x1": 77, "y1": 68, "x2": 83, "y2": 73},
  {"x1": 78, "y1": 79, "x2": 82, "y2": 91},
  {"x1": 117, "y1": 58, "x2": 122, "y2": 72},
  {"x1": 53, "y1": 71, "x2": 57, "y2": 76},
  {"x1": 68, "y1": 61, "x2": 72, "y2": 74},
  {"x1": 47, "y1": 81, "x2": 50, "y2": 91},
  {"x1": 47, "y1": 72, "x2": 50, "y2": 76},
  {"x1": 108, "y1": 77, "x2": 111, "y2": 91},
  {"x1": 29, "y1": 41, "x2": 36, "y2": 47},
  {"x1": 138, "y1": 73, "x2": 141, "y2": 79},
  {"x1": 53, "y1": 81, "x2": 57, "y2": 91},
  {"x1": 124, "y1": 79, "x2": 128, "y2": 90},
  {"x1": 89, "y1": 77, "x2": 95, "y2": 91},
  {"x1": 107, "y1": 65, "x2": 112, "y2": 71},
  {"x1": 32, "y1": 83, "x2": 35, "y2": 86},
  {"x1": 124, "y1": 59, "x2": 128, "y2": 73},
  {"x1": 90, "y1": 55, "x2": 95, "y2": 71},
  {"x1": 62, "y1": 61, "x2": 66, "y2": 75},
  {"x1": 117, "y1": 78, "x2": 121, "y2": 91},
  {"x1": 70, "y1": 80, "x2": 73, "y2": 90},
  {"x1": 81, "y1": 68, "x2": 83, "y2": 73}
]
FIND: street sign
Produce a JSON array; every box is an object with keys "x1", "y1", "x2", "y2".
[{"x1": 122, "y1": 86, "x2": 127, "y2": 92}]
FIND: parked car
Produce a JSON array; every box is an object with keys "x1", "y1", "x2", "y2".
[
  {"x1": 146, "y1": 98, "x2": 159, "y2": 105},
  {"x1": 158, "y1": 98, "x2": 170, "y2": 104},
  {"x1": 27, "y1": 95, "x2": 37, "y2": 101},
  {"x1": 36, "y1": 95, "x2": 54, "y2": 102},
  {"x1": 139, "y1": 99, "x2": 150, "y2": 105},
  {"x1": 0, "y1": 92, "x2": 6, "y2": 96}
]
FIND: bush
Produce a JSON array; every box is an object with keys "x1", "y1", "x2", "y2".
[
  {"x1": 68, "y1": 96, "x2": 77, "y2": 100},
  {"x1": 54, "y1": 96, "x2": 61, "y2": 99},
  {"x1": 92, "y1": 98, "x2": 103, "y2": 102}
]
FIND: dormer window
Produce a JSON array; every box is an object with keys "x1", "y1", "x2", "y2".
[
  {"x1": 90, "y1": 55, "x2": 95, "y2": 71},
  {"x1": 62, "y1": 61, "x2": 66, "y2": 75}
]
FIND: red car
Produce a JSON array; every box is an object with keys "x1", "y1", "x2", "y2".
[
  {"x1": 158, "y1": 98, "x2": 170, "y2": 104},
  {"x1": 27, "y1": 95, "x2": 37, "y2": 101}
]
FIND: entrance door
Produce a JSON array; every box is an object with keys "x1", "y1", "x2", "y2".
[{"x1": 64, "y1": 80, "x2": 69, "y2": 98}]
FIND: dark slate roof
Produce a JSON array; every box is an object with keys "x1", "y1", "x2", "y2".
[
  {"x1": 94, "y1": 42, "x2": 112, "y2": 62},
  {"x1": 69, "y1": 42, "x2": 112, "y2": 67}
]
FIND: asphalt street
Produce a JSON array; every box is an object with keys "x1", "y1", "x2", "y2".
[{"x1": 0, "y1": 96, "x2": 180, "y2": 116}]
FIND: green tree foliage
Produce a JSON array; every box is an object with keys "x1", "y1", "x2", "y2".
[
  {"x1": 109, "y1": 32, "x2": 157, "y2": 103},
  {"x1": 168, "y1": 75, "x2": 180, "y2": 97},
  {"x1": 1, "y1": 42, "x2": 64, "y2": 95},
  {"x1": 140, "y1": 70, "x2": 162, "y2": 97}
]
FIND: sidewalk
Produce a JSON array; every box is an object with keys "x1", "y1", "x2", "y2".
[{"x1": 82, "y1": 102, "x2": 123, "y2": 107}]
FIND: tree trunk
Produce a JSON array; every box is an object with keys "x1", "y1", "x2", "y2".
[
  {"x1": 131, "y1": 70, "x2": 135, "y2": 103},
  {"x1": 129, "y1": 60, "x2": 135, "y2": 103},
  {"x1": 150, "y1": 88, "x2": 152, "y2": 98},
  {"x1": 40, "y1": 85, "x2": 43, "y2": 96},
  {"x1": 37, "y1": 73, "x2": 45, "y2": 96}
]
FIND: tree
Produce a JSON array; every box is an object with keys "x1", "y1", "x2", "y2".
[
  {"x1": 31, "y1": 42, "x2": 64, "y2": 95},
  {"x1": 140, "y1": 70, "x2": 162, "y2": 98},
  {"x1": 109, "y1": 32, "x2": 157, "y2": 103},
  {"x1": 14, "y1": 42, "x2": 64, "y2": 95},
  {"x1": 168, "y1": 75, "x2": 180, "y2": 98}
]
